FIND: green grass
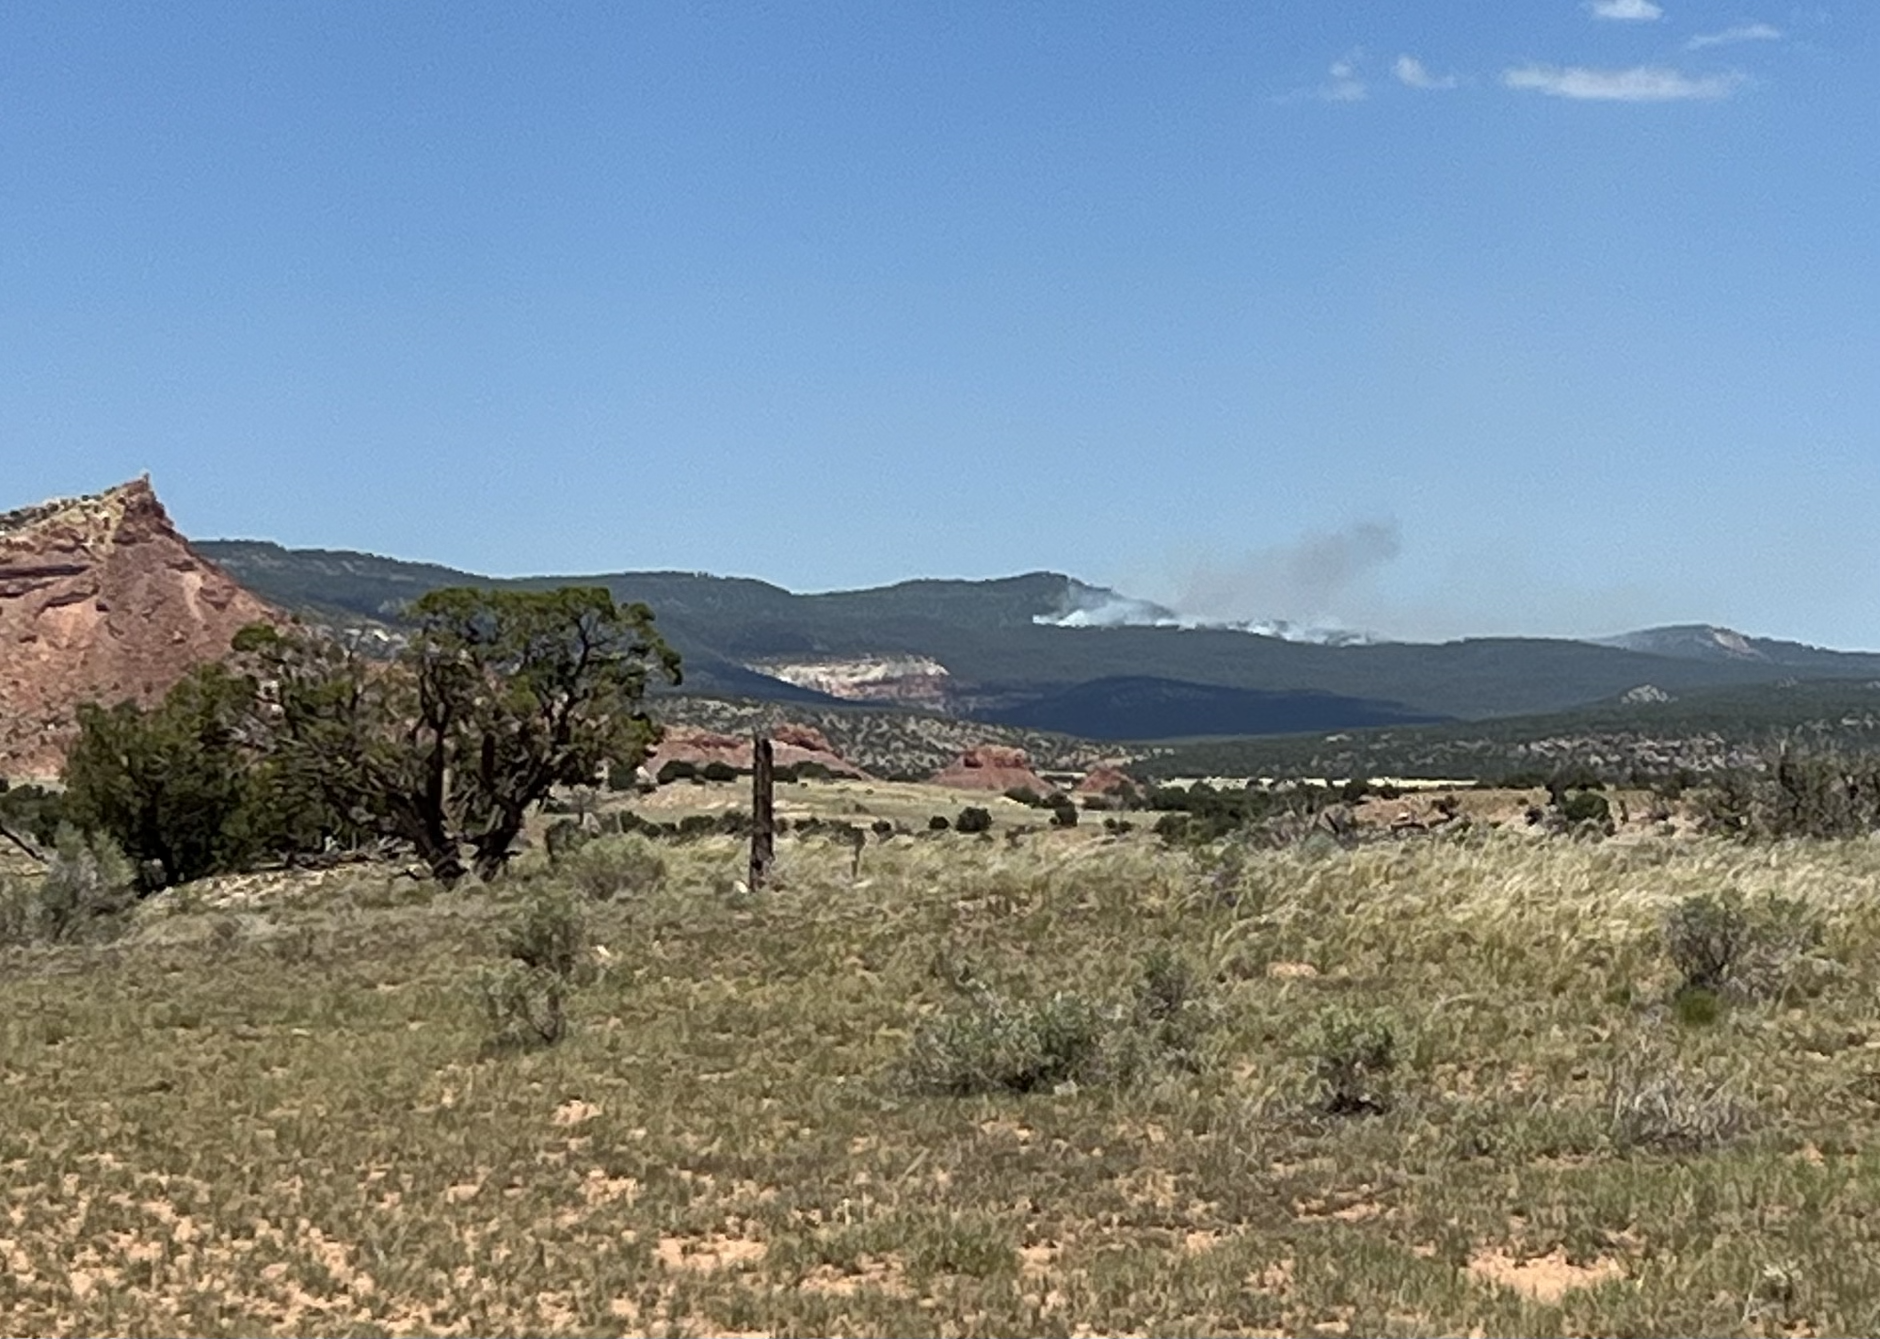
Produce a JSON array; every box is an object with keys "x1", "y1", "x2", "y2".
[{"x1": 7, "y1": 829, "x2": 1880, "y2": 1335}]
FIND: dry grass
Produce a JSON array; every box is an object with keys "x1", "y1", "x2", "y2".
[{"x1": 6, "y1": 826, "x2": 1880, "y2": 1335}]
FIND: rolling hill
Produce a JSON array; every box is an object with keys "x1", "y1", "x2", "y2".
[{"x1": 195, "y1": 539, "x2": 1880, "y2": 743}]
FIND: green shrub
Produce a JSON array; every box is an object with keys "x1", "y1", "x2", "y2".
[
  {"x1": 1672, "y1": 986, "x2": 1724, "y2": 1028},
  {"x1": 655, "y1": 759, "x2": 700, "y2": 785},
  {"x1": 39, "y1": 826, "x2": 139, "y2": 942},
  {"x1": 543, "y1": 817, "x2": 594, "y2": 863},
  {"x1": 928, "y1": 814, "x2": 950, "y2": 831},
  {"x1": 1558, "y1": 789, "x2": 1611, "y2": 827},
  {"x1": 62, "y1": 666, "x2": 263, "y2": 887},
  {"x1": 905, "y1": 987, "x2": 1108, "y2": 1095},
  {"x1": 1004, "y1": 787, "x2": 1045, "y2": 808},
  {"x1": 475, "y1": 888, "x2": 593, "y2": 1047},
  {"x1": 1048, "y1": 797, "x2": 1078, "y2": 828},
  {"x1": 702, "y1": 760, "x2": 740, "y2": 783},
  {"x1": 955, "y1": 807, "x2": 993, "y2": 835},
  {"x1": 559, "y1": 834, "x2": 666, "y2": 901},
  {"x1": 1663, "y1": 891, "x2": 1826, "y2": 1002},
  {"x1": 1308, "y1": 1008, "x2": 1397, "y2": 1116},
  {"x1": 0, "y1": 826, "x2": 138, "y2": 947},
  {"x1": 1131, "y1": 946, "x2": 1208, "y2": 1064},
  {"x1": 1151, "y1": 813, "x2": 1189, "y2": 842}
]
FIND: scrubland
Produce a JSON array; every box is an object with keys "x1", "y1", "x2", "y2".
[{"x1": 5, "y1": 825, "x2": 1880, "y2": 1336}]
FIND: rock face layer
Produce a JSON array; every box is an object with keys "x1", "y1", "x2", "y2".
[
  {"x1": 930, "y1": 744, "x2": 1057, "y2": 796},
  {"x1": 0, "y1": 478, "x2": 276, "y2": 779}
]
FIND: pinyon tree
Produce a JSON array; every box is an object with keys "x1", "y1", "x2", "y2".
[{"x1": 235, "y1": 586, "x2": 680, "y2": 883}]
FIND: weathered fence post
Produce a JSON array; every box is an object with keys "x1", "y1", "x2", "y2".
[{"x1": 749, "y1": 732, "x2": 775, "y2": 892}]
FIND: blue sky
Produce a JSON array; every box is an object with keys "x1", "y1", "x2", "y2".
[{"x1": 4, "y1": 2, "x2": 1874, "y2": 645}]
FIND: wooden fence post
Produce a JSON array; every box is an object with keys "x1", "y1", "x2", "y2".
[{"x1": 749, "y1": 732, "x2": 775, "y2": 892}]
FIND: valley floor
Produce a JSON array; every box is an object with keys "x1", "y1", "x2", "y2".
[{"x1": 5, "y1": 828, "x2": 1880, "y2": 1336}]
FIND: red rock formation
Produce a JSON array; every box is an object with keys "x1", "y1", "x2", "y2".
[
  {"x1": 648, "y1": 724, "x2": 869, "y2": 780},
  {"x1": 930, "y1": 744, "x2": 1057, "y2": 796},
  {"x1": 1073, "y1": 764, "x2": 1140, "y2": 799},
  {"x1": 0, "y1": 478, "x2": 277, "y2": 779}
]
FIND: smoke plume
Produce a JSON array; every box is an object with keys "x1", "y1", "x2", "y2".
[{"x1": 1171, "y1": 520, "x2": 1402, "y2": 626}]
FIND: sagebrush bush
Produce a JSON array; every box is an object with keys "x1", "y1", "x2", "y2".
[
  {"x1": 1308, "y1": 1008, "x2": 1397, "y2": 1115},
  {"x1": 0, "y1": 826, "x2": 139, "y2": 947},
  {"x1": 1132, "y1": 946, "x2": 1208, "y2": 1064},
  {"x1": 1664, "y1": 891, "x2": 1827, "y2": 1002},
  {"x1": 905, "y1": 986, "x2": 1108, "y2": 1094},
  {"x1": 1664, "y1": 893, "x2": 1746, "y2": 994},
  {"x1": 1608, "y1": 1049, "x2": 1751, "y2": 1152},
  {"x1": 475, "y1": 888, "x2": 593, "y2": 1046},
  {"x1": 558, "y1": 834, "x2": 667, "y2": 901},
  {"x1": 905, "y1": 946, "x2": 1216, "y2": 1096}
]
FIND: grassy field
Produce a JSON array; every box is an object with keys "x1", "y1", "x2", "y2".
[{"x1": 6, "y1": 823, "x2": 1880, "y2": 1336}]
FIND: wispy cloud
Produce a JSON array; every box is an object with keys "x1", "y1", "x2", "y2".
[
  {"x1": 1686, "y1": 22, "x2": 1781, "y2": 49},
  {"x1": 1394, "y1": 55, "x2": 1459, "y2": 90},
  {"x1": 1502, "y1": 63, "x2": 1743, "y2": 101},
  {"x1": 1322, "y1": 50, "x2": 1366, "y2": 102},
  {"x1": 1588, "y1": 0, "x2": 1665, "y2": 19}
]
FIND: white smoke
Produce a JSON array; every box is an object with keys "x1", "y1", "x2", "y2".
[
  {"x1": 1042, "y1": 592, "x2": 1184, "y2": 628},
  {"x1": 1030, "y1": 522, "x2": 1400, "y2": 644},
  {"x1": 1033, "y1": 581, "x2": 1377, "y2": 644}
]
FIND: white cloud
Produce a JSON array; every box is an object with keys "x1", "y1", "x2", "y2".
[
  {"x1": 1502, "y1": 63, "x2": 1743, "y2": 100},
  {"x1": 1588, "y1": 0, "x2": 1665, "y2": 19},
  {"x1": 1394, "y1": 55, "x2": 1459, "y2": 90},
  {"x1": 1686, "y1": 22, "x2": 1781, "y2": 48},
  {"x1": 1322, "y1": 51, "x2": 1366, "y2": 102}
]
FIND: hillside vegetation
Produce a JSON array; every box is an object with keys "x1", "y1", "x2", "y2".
[
  {"x1": 5, "y1": 826, "x2": 1880, "y2": 1336},
  {"x1": 1145, "y1": 679, "x2": 1880, "y2": 783},
  {"x1": 197, "y1": 541, "x2": 1880, "y2": 734}
]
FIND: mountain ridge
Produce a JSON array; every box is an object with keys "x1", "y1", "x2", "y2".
[{"x1": 193, "y1": 537, "x2": 1880, "y2": 737}]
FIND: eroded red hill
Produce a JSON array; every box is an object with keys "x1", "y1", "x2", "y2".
[{"x1": 0, "y1": 478, "x2": 276, "y2": 779}]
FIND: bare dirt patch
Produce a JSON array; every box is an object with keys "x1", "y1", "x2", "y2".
[
  {"x1": 655, "y1": 1233, "x2": 769, "y2": 1274},
  {"x1": 1467, "y1": 1246, "x2": 1625, "y2": 1303}
]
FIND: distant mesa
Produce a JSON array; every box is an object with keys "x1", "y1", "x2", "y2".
[
  {"x1": 0, "y1": 477, "x2": 276, "y2": 779},
  {"x1": 647, "y1": 724, "x2": 868, "y2": 781},
  {"x1": 931, "y1": 744, "x2": 1057, "y2": 796}
]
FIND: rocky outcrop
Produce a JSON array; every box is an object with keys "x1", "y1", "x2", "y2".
[
  {"x1": 0, "y1": 478, "x2": 276, "y2": 779},
  {"x1": 648, "y1": 724, "x2": 869, "y2": 779},
  {"x1": 750, "y1": 655, "x2": 953, "y2": 708},
  {"x1": 1073, "y1": 764, "x2": 1141, "y2": 799},
  {"x1": 930, "y1": 744, "x2": 1057, "y2": 795}
]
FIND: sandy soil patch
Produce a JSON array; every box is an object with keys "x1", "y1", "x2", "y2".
[{"x1": 1467, "y1": 1246, "x2": 1624, "y2": 1302}]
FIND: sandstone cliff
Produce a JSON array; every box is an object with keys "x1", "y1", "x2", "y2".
[{"x1": 0, "y1": 478, "x2": 276, "y2": 779}]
